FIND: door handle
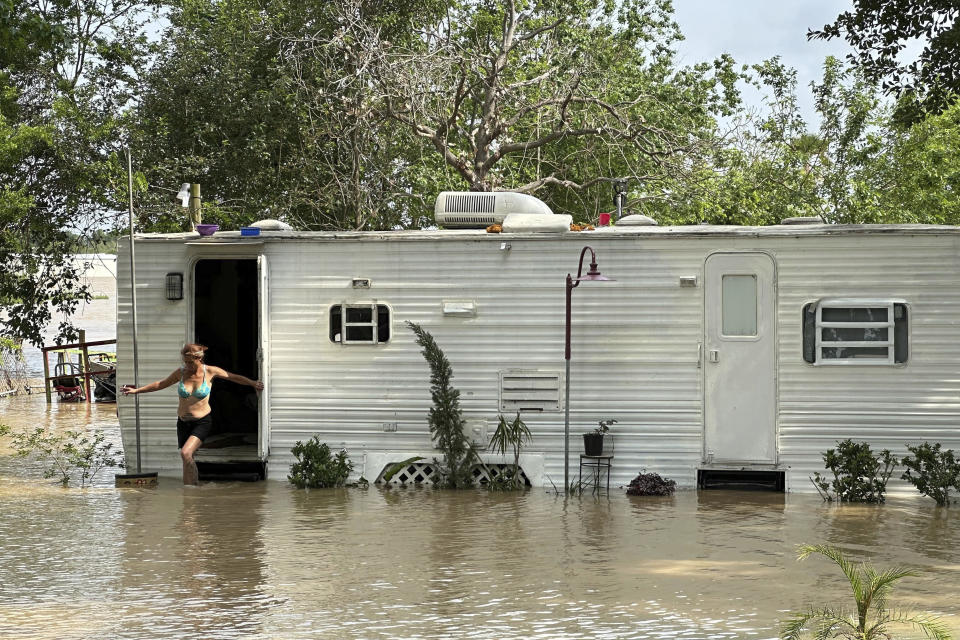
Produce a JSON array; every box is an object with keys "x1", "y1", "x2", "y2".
[{"x1": 708, "y1": 349, "x2": 719, "y2": 363}]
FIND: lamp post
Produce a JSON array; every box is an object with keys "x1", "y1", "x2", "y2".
[{"x1": 564, "y1": 246, "x2": 614, "y2": 492}]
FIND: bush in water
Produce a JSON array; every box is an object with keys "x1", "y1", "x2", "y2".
[
  {"x1": 626, "y1": 470, "x2": 676, "y2": 496},
  {"x1": 288, "y1": 436, "x2": 353, "y2": 489},
  {"x1": 811, "y1": 439, "x2": 895, "y2": 503},
  {"x1": 3, "y1": 426, "x2": 124, "y2": 487},
  {"x1": 901, "y1": 442, "x2": 960, "y2": 506}
]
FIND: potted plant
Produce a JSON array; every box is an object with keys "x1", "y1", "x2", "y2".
[{"x1": 583, "y1": 419, "x2": 616, "y2": 456}]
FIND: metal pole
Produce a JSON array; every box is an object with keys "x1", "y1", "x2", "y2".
[
  {"x1": 564, "y1": 274, "x2": 573, "y2": 492},
  {"x1": 127, "y1": 148, "x2": 143, "y2": 474}
]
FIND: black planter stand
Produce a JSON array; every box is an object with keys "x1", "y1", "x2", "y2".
[{"x1": 583, "y1": 432, "x2": 604, "y2": 456}]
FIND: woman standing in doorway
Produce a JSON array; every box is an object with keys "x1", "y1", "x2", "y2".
[{"x1": 121, "y1": 343, "x2": 265, "y2": 485}]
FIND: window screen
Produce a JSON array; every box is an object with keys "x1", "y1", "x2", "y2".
[
  {"x1": 330, "y1": 304, "x2": 391, "y2": 344},
  {"x1": 802, "y1": 301, "x2": 908, "y2": 364}
]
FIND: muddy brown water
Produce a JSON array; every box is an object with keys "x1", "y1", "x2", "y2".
[{"x1": 1, "y1": 394, "x2": 959, "y2": 639}]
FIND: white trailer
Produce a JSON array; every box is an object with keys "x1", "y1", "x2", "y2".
[{"x1": 116, "y1": 206, "x2": 960, "y2": 491}]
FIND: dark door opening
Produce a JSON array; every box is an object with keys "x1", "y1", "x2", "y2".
[{"x1": 194, "y1": 259, "x2": 259, "y2": 451}]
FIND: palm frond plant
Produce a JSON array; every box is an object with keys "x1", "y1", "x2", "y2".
[
  {"x1": 488, "y1": 412, "x2": 532, "y2": 490},
  {"x1": 780, "y1": 543, "x2": 952, "y2": 640}
]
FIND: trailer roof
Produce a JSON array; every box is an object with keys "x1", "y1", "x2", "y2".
[{"x1": 133, "y1": 223, "x2": 960, "y2": 243}]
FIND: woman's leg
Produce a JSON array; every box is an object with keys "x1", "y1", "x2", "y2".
[{"x1": 180, "y1": 435, "x2": 203, "y2": 485}]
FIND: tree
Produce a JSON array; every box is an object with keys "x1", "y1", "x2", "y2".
[
  {"x1": 781, "y1": 544, "x2": 951, "y2": 640},
  {"x1": 0, "y1": 0, "x2": 158, "y2": 345},
  {"x1": 134, "y1": 0, "x2": 447, "y2": 231},
  {"x1": 285, "y1": 0, "x2": 744, "y2": 222},
  {"x1": 809, "y1": 1, "x2": 960, "y2": 121}
]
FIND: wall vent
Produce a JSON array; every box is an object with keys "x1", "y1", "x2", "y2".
[{"x1": 500, "y1": 370, "x2": 561, "y2": 412}]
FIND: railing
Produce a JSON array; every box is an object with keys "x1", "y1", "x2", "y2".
[{"x1": 41, "y1": 330, "x2": 117, "y2": 403}]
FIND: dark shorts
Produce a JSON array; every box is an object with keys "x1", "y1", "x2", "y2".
[{"x1": 177, "y1": 414, "x2": 214, "y2": 448}]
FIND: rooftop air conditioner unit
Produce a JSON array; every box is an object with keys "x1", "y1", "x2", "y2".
[{"x1": 434, "y1": 191, "x2": 554, "y2": 228}]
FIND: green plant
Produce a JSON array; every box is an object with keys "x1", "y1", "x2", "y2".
[
  {"x1": 406, "y1": 321, "x2": 478, "y2": 489},
  {"x1": 6, "y1": 427, "x2": 124, "y2": 487},
  {"x1": 488, "y1": 412, "x2": 532, "y2": 490},
  {"x1": 811, "y1": 439, "x2": 896, "y2": 503},
  {"x1": 901, "y1": 442, "x2": 960, "y2": 506},
  {"x1": 288, "y1": 436, "x2": 353, "y2": 489},
  {"x1": 593, "y1": 418, "x2": 617, "y2": 435},
  {"x1": 780, "y1": 543, "x2": 952, "y2": 640},
  {"x1": 380, "y1": 456, "x2": 424, "y2": 485}
]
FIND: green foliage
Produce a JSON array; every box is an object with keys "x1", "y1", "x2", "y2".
[
  {"x1": 487, "y1": 412, "x2": 532, "y2": 491},
  {"x1": 0, "y1": 0, "x2": 157, "y2": 345},
  {"x1": 5, "y1": 427, "x2": 125, "y2": 487},
  {"x1": 809, "y1": 0, "x2": 960, "y2": 121},
  {"x1": 900, "y1": 442, "x2": 960, "y2": 506},
  {"x1": 811, "y1": 439, "x2": 896, "y2": 503},
  {"x1": 781, "y1": 543, "x2": 952, "y2": 640},
  {"x1": 406, "y1": 321, "x2": 478, "y2": 489},
  {"x1": 288, "y1": 436, "x2": 353, "y2": 489}
]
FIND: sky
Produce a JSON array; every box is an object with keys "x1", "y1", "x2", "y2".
[{"x1": 671, "y1": 0, "x2": 855, "y2": 126}]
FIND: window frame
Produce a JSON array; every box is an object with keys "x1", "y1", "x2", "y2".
[
  {"x1": 803, "y1": 298, "x2": 909, "y2": 366},
  {"x1": 329, "y1": 302, "x2": 392, "y2": 345}
]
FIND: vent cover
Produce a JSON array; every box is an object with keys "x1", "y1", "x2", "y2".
[
  {"x1": 444, "y1": 193, "x2": 496, "y2": 214},
  {"x1": 434, "y1": 191, "x2": 554, "y2": 228},
  {"x1": 500, "y1": 370, "x2": 562, "y2": 412}
]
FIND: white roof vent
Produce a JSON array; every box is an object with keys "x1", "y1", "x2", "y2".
[
  {"x1": 434, "y1": 191, "x2": 554, "y2": 228},
  {"x1": 251, "y1": 218, "x2": 293, "y2": 230},
  {"x1": 780, "y1": 216, "x2": 822, "y2": 225},
  {"x1": 616, "y1": 214, "x2": 658, "y2": 226}
]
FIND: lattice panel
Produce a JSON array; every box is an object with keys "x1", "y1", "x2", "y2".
[
  {"x1": 377, "y1": 461, "x2": 529, "y2": 487},
  {"x1": 472, "y1": 463, "x2": 530, "y2": 487},
  {"x1": 380, "y1": 462, "x2": 438, "y2": 486}
]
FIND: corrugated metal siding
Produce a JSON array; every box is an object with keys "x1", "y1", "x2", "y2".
[
  {"x1": 776, "y1": 235, "x2": 960, "y2": 493},
  {"x1": 116, "y1": 237, "x2": 192, "y2": 473},
  {"x1": 116, "y1": 230, "x2": 960, "y2": 492},
  {"x1": 264, "y1": 236, "x2": 704, "y2": 487}
]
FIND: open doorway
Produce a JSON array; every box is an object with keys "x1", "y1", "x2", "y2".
[{"x1": 194, "y1": 259, "x2": 260, "y2": 463}]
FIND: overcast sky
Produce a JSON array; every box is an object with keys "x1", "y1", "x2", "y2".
[{"x1": 671, "y1": 0, "x2": 855, "y2": 127}]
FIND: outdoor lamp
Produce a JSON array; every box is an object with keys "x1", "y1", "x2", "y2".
[
  {"x1": 165, "y1": 272, "x2": 184, "y2": 300},
  {"x1": 564, "y1": 246, "x2": 615, "y2": 492}
]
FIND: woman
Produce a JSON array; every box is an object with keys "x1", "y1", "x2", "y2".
[{"x1": 121, "y1": 343, "x2": 265, "y2": 485}]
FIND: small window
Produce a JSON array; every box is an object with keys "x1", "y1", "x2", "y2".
[
  {"x1": 802, "y1": 300, "x2": 908, "y2": 365},
  {"x1": 722, "y1": 274, "x2": 757, "y2": 336},
  {"x1": 330, "y1": 303, "x2": 391, "y2": 344}
]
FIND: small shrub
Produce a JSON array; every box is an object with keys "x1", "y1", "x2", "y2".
[
  {"x1": 487, "y1": 412, "x2": 532, "y2": 491},
  {"x1": 901, "y1": 442, "x2": 960, "y2": 506},
  {"x1": 5, "y1": 426, "x2": 124, "y2": 487},
  {"x1": 626, "y1": 470, "x2": 676, "y2": 496},
  {"x1": 288, "y1": 436, "x2": 353, "y2": 489},
  {"x1": 811, "y1": 439, "x2": 895, "y2": 503},
  {"x1": 781, "y1": 543, "x2": 952, "y2": 640}
]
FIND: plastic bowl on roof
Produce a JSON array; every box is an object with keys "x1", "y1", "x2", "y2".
[{"x1": 196, "y1": 224, "x2": 219, "y2": 236}]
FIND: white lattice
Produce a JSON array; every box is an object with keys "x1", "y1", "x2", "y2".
[{"x1": 377, "y1": 461, "x2": 529, "y2": 487}]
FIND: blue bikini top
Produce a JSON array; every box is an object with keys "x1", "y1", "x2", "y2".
[{"x1": 178, "y1": 365, "x2": 211, "y2": 399}]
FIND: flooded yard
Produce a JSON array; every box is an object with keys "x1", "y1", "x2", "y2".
[{"x1": 1, "y1": 393, "x2": 959, "y2": 639}]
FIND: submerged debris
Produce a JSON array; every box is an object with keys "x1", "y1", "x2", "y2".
[{"x1": 626, "y1": 470, "x2": 676, "y2": 496}]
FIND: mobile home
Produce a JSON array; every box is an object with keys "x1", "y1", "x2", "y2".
[{"x1": 116, "y1": 199, "x2": 960, "y2": 491}]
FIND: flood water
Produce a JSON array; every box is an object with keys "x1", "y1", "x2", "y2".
[
  {"x1": 4, "y1": 267, "x2": 960, "y2": 638},
  {"x1": 1, "y1": 393, "x2": 959, "y2": 639}
]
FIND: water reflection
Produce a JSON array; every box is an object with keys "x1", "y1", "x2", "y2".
[{"x1": 2, "y1": 393, "x2": 959, "y2": 638}]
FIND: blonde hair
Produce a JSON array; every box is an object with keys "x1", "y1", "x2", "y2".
[{"x1": 181, "y1": 343, "x2": 208, "y2": 359}]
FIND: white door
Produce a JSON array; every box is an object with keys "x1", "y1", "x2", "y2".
[
  {"x1": 704, "y1": 253, "x2": 776, "y2": 464},
  {"x1": 257, "y1": 254, "x2": 270, "y2": 461}
]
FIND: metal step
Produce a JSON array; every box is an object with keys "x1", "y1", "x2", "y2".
[{"x1": 697, "y1": 467, "x2": 785, "y2": 491}]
